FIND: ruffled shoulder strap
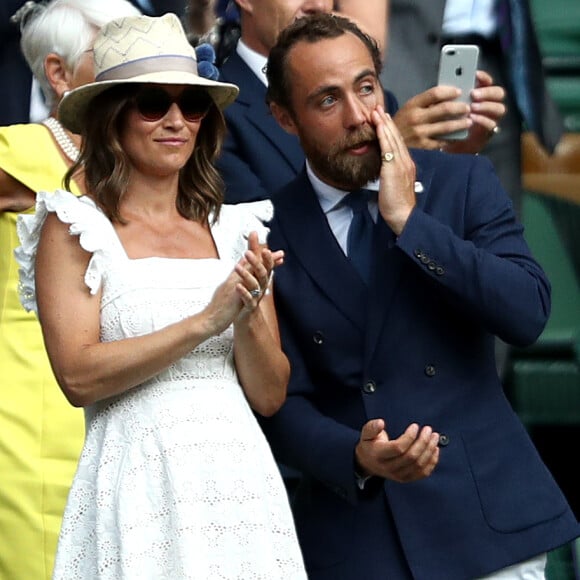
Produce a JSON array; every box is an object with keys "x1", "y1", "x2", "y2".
[
  {"x1": 212, "y1": 200, "x2": 274, "y2": 261},
  {"x1": 15, "y1": 190, "x2": 124, "y2": 312}
]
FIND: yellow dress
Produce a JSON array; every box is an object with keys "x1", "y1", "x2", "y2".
[{"x1": 0, "y1": 124, "x2": 84, "y2": 580}]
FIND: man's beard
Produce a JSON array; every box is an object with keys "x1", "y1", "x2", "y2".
[{"x1": 303, "y1": 127, "x2": 382, "y2": 191}]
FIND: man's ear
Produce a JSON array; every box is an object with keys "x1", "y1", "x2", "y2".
[
  {"x1": 44, "y1": 53, "x2": 71, "y2": 101},
  {"x1": 270, "y1": 102, "x2": 298, "y2": 136}
]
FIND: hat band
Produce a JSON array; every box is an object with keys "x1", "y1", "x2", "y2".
[{"x1": 96, "y1": 55, "x2": 198, "y2": 82}]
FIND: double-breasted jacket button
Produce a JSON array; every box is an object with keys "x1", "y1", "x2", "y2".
[
  {"x1": 424, "y1": 364, "x2": 436, "y2": 377},
  {"x1": 363, "y1": 380, "x2": 377, "y2": 394},
  {"x1": 438, "y1": 434, "x2": 450, "y2": 447},
  {"x1": 312, "y1": 331, "x2": 324, "y2": 345}
]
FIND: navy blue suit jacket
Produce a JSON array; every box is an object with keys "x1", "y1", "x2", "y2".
[
  {"x1": 261, "y1": 150, "x2": 579, "y2": 579},
  {"x1": 218, "y1": 50, "x2": 399, "y2": 203}
]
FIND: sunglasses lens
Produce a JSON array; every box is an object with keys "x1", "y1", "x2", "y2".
[
  {"x1": 135, "y1": 88, "x2": 171, "y2": 121},
  {"x1": 134, "y1": 87, "x2": 213, "y2": 122},
  {"x1": 179, "y1": 89, "x2": 212, "y2": 121}
]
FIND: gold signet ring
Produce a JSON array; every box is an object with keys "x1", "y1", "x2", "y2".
[{"x1": 382, "y1": 152, "x2": 395, "y2": 162}]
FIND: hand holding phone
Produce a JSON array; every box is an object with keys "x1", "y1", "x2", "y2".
[{"x1": 436, "y1": 44, "x2": 479, "y2": 140}]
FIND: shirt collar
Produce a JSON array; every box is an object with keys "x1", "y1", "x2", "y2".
[
  {"x1": 306, "y1": 161, "x2": 380, "y2": 214},
  {"x1": 236, "y1": 39, "x2": 269, "y2": 87}
]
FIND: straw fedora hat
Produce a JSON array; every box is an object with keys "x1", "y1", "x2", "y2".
[{"x1": 58, "y1": 13, "x2": 239, "y2": 133}]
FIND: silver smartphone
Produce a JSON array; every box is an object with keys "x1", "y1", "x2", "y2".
[{"x1": 436, "y1": 44, "x2": 480, "y2": 140}]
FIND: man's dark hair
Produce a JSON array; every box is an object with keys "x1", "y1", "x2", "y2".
[{"x1": 265, "y1": 13, "x2": 382, "y2": 113}]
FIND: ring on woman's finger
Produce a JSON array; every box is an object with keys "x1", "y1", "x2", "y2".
[
  {"x1": 249, "y1": 288, "x2": 262, "y2": 298},
  {"x1": 489, "y1": 125, "x2": 501, "y2": 137},
  {"x1": 382, "y1": 152, "x2": 395, "y2": 163}
]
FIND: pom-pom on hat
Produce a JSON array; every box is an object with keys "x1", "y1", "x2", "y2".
[{"x1": 58, "y1": 13, "x2": 239, "y2": 133}]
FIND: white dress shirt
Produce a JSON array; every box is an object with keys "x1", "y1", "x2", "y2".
[
  {"x1": 236, "y1": 39, "x2": 268, "y2": 86},
  {"x1": 306, "y1": 161, "x2": 379, "y2": 255},
  {"x1": 442, "y1": 0, "x2": 498, "y2": 38},
  {"x1": 476, "y1": 553, "x2": 547, "y2": 579}
]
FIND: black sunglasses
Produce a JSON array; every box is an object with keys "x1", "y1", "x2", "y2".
[{"x1": 133, "y1": 86, "x2": 213, "y2": 122}]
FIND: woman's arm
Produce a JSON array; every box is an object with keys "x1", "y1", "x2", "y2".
[
  {"x1": 234, "y1": 289, "x2": 289, "y2": 417},
  {"x1": 0, "y1": 167, "x2": 35, "y2": 212},
  {"x1": 232, "y1": 232, "x2": 289, "y2": 417},
  {"x1": 35, "y1": 212, "x2": 251, "y2": 407}
]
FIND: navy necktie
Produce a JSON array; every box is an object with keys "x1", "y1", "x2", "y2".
[{"x1": 343, "y1": 190, "x2": 375, "y2": 285}]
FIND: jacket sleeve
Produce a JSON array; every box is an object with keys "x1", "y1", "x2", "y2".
[{"x1": 396, "y1": 154, "x2": 551, "y2": 346}]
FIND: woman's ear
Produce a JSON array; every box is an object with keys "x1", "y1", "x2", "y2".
[{"x1": 44, "y1": 53, "x2": 72, "y2": 101}]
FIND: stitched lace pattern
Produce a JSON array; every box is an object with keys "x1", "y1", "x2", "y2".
[{"x1": 15, "y1": 191, "x2": 306, "y2": 579}]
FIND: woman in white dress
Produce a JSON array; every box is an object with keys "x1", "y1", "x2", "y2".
[{"x1": 16, "y1": 12, "x2": 306, "y2": 580}]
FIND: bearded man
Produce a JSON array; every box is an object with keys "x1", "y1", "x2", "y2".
[{"x1": 259, "y1": 12, "x2": 579, "y2": 580}]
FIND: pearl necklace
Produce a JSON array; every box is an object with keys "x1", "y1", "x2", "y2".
[{"x1": 42, "y1": 117, "x2": 80, "y2": 163}]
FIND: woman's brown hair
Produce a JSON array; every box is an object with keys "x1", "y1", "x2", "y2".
[{"x1": 64, "y1": 84, "x2": 226, "y2": 224}]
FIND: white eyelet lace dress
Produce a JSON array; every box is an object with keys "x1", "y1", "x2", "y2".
[{"x1": 15, "y1": 190, "x2": 306, "y2": 580}]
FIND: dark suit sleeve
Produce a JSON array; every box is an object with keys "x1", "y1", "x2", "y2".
[{"x1": 396, "y1": 154, "x2": 551, "y2": 346}]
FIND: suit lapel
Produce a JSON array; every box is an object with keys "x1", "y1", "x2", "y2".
[
  {"x1": 364, "y1": 220, "x2": 402, "y2": 362},
  {"x1": 274, "y1": 158, "x2": 436, "y2": 341},
  {"x1": 273, "y1": 173, "x2": 368, "y2": 332},
  {"x1": 365, "y1": 154, "x2": 435, "y2": 362},
  {"x1": 220, "y1": 53, "x2": 304, "y2": 172}
]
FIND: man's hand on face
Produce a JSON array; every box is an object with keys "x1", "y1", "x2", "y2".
[{"x1": 372, "y1": 106, "x2": 417, "y2": 236}]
